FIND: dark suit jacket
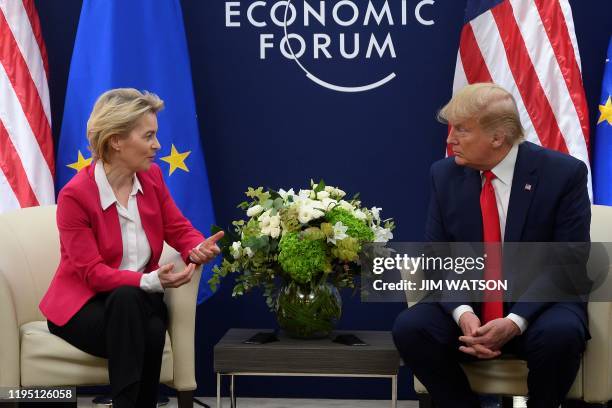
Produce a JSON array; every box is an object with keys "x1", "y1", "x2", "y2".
[{"x1": 425, "y1": 141, "x2": 591, "y2": 326}]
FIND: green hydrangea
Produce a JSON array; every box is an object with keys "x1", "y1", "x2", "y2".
[
  {"x1": 326, "y1": 207, "x2": 374, "y2": 242},
  {"x1": 331, "y1": 237, "x2": 360, "y2": 262},
  {"x1": 279, "y1": 206, "x2": 301, "y2": 233},
  {"x1": 278, "y1": 232, "x2": 330, "y2": 284}
]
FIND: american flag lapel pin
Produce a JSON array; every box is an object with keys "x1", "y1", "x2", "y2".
[{"x1": 524, "y1": 184, "x2": 532, "y2": 191}]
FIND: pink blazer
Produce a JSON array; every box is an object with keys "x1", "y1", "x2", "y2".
[{"x1": 40, "y1": 163, "x2": 205, "y2": 326}]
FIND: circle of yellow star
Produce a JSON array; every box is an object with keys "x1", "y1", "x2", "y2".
[
  {"x1": 67, "y1": 150, "x2": 92, "y2": 172},
  {"x1": 160, "y1": 144, "x2": 191, "y2": 175},
  {"x1": 598, "y1": 95, "x2": 612, "y2": 126}
]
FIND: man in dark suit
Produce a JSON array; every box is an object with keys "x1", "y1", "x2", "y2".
[{"x1": 392, "y1": 83, "x2": 591, "y2": 408}]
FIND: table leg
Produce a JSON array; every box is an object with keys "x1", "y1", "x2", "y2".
[
  {"x1": 230, "y1": 374, "x2": 236, "y2": 408},
  {"x1": 217, "y1": 372, "x2": 221, "y2": 408},
  {"x1": 391, "y1": 374, "x2": 397, "y2": 408}
]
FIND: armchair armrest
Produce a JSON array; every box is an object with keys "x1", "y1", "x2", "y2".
[
  {"x1": 0, "y1": 271, "x2": 20, "y2": 386},
  {"x1": 583, "y1": 301, "x2": 612, "y2": 403},
  {"x1": 401, "y1": 267, "x2": 426, "y2": 308},
  {"x1": 160, "y1": 247, "x2": 202, "y2": 391}
]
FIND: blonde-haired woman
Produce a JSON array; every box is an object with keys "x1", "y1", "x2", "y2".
[{"x1": 40, "y1": 88, "x2": 223, "y2": 407}]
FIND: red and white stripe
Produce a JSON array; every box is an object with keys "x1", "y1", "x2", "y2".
[
  {"x1": 0, "y1": 0, "x2": 54, "y2": 213},
  {"x1": 453, "y1": 0, "x2": 591, "y2": 198}
]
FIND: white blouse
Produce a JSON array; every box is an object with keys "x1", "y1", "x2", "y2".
[{"x1": 94, "y1": 161, "x2": 163, "y2": 293}]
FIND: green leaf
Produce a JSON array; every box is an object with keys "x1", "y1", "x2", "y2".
[
  {"x1": 233, "y1": 283, "x2": 245, "y2": 296},
  {"x1": 210, "y1": 224, "x2": 239, "y2": 257},
  {"x1": 268, "y1": 189, "x2": 281, "y2": 200},
  {"x1": 262, "y1": 199, "x2": 274, "y2": 210},
  {"x1": 314, "y1": 180, "x2": 326, "y2": 193},
  {"x1": 210, "y1": 225, "x2": 224, "y2": 235},
  {"x1": 243, "y1": 235, "x2": 269, "y2": 251},
  {"x1": 245, "y1": 187, "x2": 263, "y2": 198},
  {"x1": 246, "y1": 186, "x2": 271, "y2": 202}
]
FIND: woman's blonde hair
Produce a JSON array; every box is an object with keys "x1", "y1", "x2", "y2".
[
  {"x1": 87, "y1": 88, "x2": 164, "y2": 162},
  {"x1": 437, "y1": 83, "x2": 524, "y2": 144}
]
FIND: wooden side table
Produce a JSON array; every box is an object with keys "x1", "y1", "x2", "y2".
[{"x1": 214, "y1": 328, "x2": 401, "y2": 408}]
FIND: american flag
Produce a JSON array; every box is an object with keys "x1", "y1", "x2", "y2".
[
  {"x1": 453, "y1": 0, "x2": 591, "y2": 197},
  {"x1": 0, "y1": 0, "x2": 54, "y2": 213}
]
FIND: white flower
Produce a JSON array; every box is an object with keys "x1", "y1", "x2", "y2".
[
  {"x1": 270, "y1": 215, "x2": 280, "y2": 228},
  {"x1": 319, "y1": 197, "x2": 338, "y2": 211},
  {"x1": 298, "y1": 206, "x2": 314, "y2": 224},
  {"x1": 244, "y1": 247, "x2": 254, "y2": 258},
  {"x1": 372, "y1": 226, "x2": 393, "y2": 243},
  {"x1": 371, "y1": 207, "x2": 382, "y2": 222},
  {"x1": 246, "y1": 204, "x2": 263, "y2": 217},
  {"x1": 308, "y1": 198, "x2": 325, "y2": 211},
  {"x1": 297, "y1": 204, "x2": 325, "y2": 224},
  {"x1": 298, "y1": 189, "x2": 311, "y2": 199},
  {"x1": 230, "y1": 241, "x2": 242, "y2": 259},
  {"x1": 353, "y1": 209, "x2": 367, "y2": 220},
  {"x1": 325, "y1": 186, "x2": 346, "y2": 199},
  {"x1": 269, "y1": 226, "x2": 281, "y2": 238},
  {"x1": 258, "y1": 209, "x2": 271, "y2": 222},
  {"x1": 278, "y1": 188, "x2": 295, "y2": 201},
  {"x1": 316, "y1": 190, "x2": 330, "y2": 200},
  {"x1": 338, "y1": 200, "x2": 355, "y2": 212},
  {"x1": 260, "y1": 214, "x2": 282, "y2": 238},
  {"x1": 328, "y1": 221, "x2": 348, "y2": 245}
]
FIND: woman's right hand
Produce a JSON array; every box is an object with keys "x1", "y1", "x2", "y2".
[{"x1": 158, "y1": 263, "x2": 195, "y2": 288}]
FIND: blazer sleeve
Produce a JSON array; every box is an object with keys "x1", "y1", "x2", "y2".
[
  {"x1": 153, "y1": 165, "x2": 206, "y2": 263},
  {"x1": 509, "y1": 159, "x2": 591, "y2": 321},
  {"x1": 552, "y1": 160, "x2": 591, "y2": 243},
  {"x1": 425, "y1": 165, "x2": 448, "y2": 243},
  {"x1": 57, "y1": 191, "x2": 143, "y2": 292},
  {"x1": 425, "y1": 164, "x2": 468, "y2": 315}
]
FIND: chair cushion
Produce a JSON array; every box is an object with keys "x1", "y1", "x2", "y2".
[
  {"x1": 414, "y1": 356, "x2": 582, "y2": 398},
  {"x1": 20, "y1": 321, "x2": 173, "y2": 386}
]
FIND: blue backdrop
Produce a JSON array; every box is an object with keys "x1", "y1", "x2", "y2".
[{"x1": 35, "y1": 0, "x2": 612, "y2": 400}]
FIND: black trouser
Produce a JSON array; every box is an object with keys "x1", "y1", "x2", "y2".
[
  {"x1": 48, "y1": 286, "x2": 167, "y2": 408},
  {"x1": 392, "y1": 302, "x2": 588, "y2": 408}
]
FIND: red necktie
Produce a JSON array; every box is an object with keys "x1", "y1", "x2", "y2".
[{"x1": 480, "y1": 170, "x2": 503, "y2": 322}]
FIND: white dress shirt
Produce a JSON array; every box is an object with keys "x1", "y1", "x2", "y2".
[
  {"x1": 452, "y1": 143, "x2": 528, "y2": 334},
  {"x1": 95, "y1": 161, "x2": 164, "y2": 293}
]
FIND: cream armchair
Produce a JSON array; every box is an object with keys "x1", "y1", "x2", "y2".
[
  {"x1": 411, "y1": 204, "x2": 612, "y2": 407},
  {"x1": 0, "y1": 205, "x2": 201, "y2": 408}
]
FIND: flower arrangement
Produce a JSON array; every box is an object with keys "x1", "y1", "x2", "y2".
[{"x1": 209, "y1": 180, "x2": 395, "y2": 310}]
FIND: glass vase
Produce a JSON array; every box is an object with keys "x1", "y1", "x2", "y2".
[{"x1": 276, "y1": 281, "x2": 342, "y2": 339}]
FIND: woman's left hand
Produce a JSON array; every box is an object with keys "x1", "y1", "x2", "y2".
[{"x1": 189, "y1": 231, "x2": 224, "y2": 264}]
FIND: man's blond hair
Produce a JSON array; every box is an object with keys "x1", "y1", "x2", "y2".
[{"x1": 438, "y1": 83, "x2": 524, "y2": 144}]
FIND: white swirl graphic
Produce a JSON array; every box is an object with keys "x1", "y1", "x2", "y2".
[{"x1": 282, "y1": 1, "x2": 397, "y2": 93}]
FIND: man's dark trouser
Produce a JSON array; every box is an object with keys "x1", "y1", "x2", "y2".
[
  {"x1": 48, "y1": 286, "x2": 167, "y2": 408},
  {"x1": 392, "y1": 303, "x2": 588, "y2": 408}
]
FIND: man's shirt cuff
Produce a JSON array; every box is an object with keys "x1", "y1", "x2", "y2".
[
  {"x1": 452, "y1": 305, "x2": 475, "y2": 325},
  {"x1": 140, "y1": 270, "x2": 164, "y2": 293},
  {"x1": 506, "y1": 313, "x2": 528, "y2": 334},
  {"x1": 452, "y1": 306, "x2": 528, "y2": 334}
]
